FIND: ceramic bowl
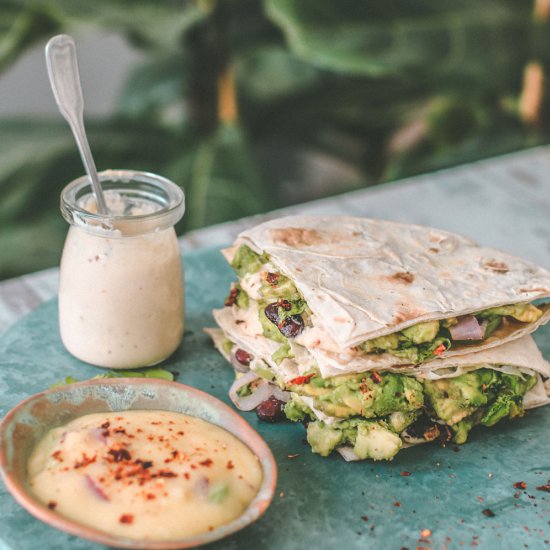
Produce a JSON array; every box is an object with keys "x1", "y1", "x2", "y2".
[{"x1": 0, "y1": 378, "x2": 277, "y2": 549}]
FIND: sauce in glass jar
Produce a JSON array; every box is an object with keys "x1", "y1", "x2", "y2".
[{"x1": 58, "y1": 169, "x2": 185, "y2": 368}]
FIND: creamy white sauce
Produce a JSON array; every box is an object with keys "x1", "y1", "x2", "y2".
[
  {"x1": 239, "y1": 272, "x2": 264, "y2": 301},
  {"x1": 231, "y1": 300, "x2": 265, "y2": 338},
  {"x1": 28, "y1": 410, "x2": 262, "y2": 541},
  {"x1": 59, "y1": 189, "x2": 184, "y2": 368}
]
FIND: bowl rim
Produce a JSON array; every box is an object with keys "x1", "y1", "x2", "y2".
[{"x1": 0, "y1": 378, "x2": 277, "y2": 549}]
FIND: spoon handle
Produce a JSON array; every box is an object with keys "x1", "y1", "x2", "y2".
[{"x1": 45, "y1": 34, "x2": 108, "y2": 215}]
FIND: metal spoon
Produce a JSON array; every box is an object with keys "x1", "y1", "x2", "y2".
[{"x1": 45, "y1": 34, "x2": 108, "y2": 215}]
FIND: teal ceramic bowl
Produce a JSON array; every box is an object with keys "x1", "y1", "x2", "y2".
[{"x1": 0, "y1": 378, "x2": 277, "y2": 549}]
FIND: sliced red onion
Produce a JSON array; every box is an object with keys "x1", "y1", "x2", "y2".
[
  {"x1": 194, "y1": 476, "x2": 210, "y2": 497},
  {"x1": 91, "y1": 427, "x2": 109, "y2": 444},
  {"x1": 85, "y1": 475, "x2": 109, "y2": 501},
  {"x1": 229, "y1": 372, "x2": 271, "y2": 411},
  {"x1": 448, "y1": 315, "x2": 485, "y2": 341},
  {"x1": 336, "y1": 447, "x2": 361, "y2": 462},
  {"x1": 229, "y1": 371, "x2": 290, "y2": 410},
  {"x1": 271, "y1": 386, "x2": 291, "y2": 403}
]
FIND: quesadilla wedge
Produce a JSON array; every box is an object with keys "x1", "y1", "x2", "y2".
[
  {"x1": 208, "y1": 215, "x2": 550, "y2": 462},
  {"x1": 207, "y1": 321, "x2": 550, "y2": 462},
  {"x1": 222, "y1": 216, "x2": 550, "y2": 367}
]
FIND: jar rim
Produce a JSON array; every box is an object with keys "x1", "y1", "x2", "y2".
[{"x1": 60, "y1": 169, "x2": 185, "y2": 234}]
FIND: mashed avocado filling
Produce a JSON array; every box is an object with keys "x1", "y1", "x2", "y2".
[
  {"x1": 423, "y1": 368, "x2": 536, "y2": 443},
  {"x1": 229, "y1": 245, "x2": 545, "y2": 365},
  {"x1": 223, "y1": 331, "x2": 537, "y2": 460},
  {"x1": 281, "y1": 368, "x2": 536, "y2": 459},
  {"x1": 307, "y1": 418, "x2": 403, "y2": 460},
  {"x1": 284, "y1": 371, "x2": 424, "y2": 420}
]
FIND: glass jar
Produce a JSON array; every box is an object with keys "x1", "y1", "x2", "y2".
[{"x1": 59, "y1": 169, "x2": 185, "y2": 368}]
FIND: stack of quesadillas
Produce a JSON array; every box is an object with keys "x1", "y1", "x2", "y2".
[{"x1": 207, "y1": 216, "x2": 550, "y2": 461}]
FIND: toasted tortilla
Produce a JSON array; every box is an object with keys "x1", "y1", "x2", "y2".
[
  {"x1": 226, "y1": 216, "x2": 550, "y2": 351},
  {"x1": 214, "y1": 298, "x2": 550, "y2": 375},
  {"x1": 207, "y1": 318, "x2": 550, "y2": 420},
  {"x1": 211, "y1": 307, "x2": 550, "y2": 386}
]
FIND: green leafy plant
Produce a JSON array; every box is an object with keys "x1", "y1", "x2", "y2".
[{"x1": 1, "y1": 0, "x2": 549, "y2": 279}]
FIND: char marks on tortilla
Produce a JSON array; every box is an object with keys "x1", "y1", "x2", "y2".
[{"x1": 235, "y1": 216, "x2": 550, "y2": 348}]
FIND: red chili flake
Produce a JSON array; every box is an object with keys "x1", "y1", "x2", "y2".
[
  {"x1": 370, "y1": 372, "x2": 382, "y2": 384},
  {"x1": 74, "y1": 453, "x2": 97, "y2": 469},
  {"x1": 482, "y1": 509, "x2": 495, "y2": 517},
  {"x1": 51, "y1": 450, "x2": 63, "y2": 462},
  {"x1": 158, "y1": 470, "x2": 177, "y2": 478},
  {"x1": 394, "y1": 501, "x2": 401, "y2": 507},
  {"x1": 361, "y1": 515, "x2": 369, "y2": 522},
  {"x1": 433, "y1": 344, "x2": 446, "y2": 356},
  {"x1": 114, "y1": 428, "x2": 127, "y2": 434},
  {"x1": 146, "y1": 493, "x2": 156, "y2": 500},
  {"x1": 514, "y1": 481, "x2": 527, "y2": 490},
  {"x1": 177, "y1": 431, "x2": 185, "y2": 436},
  {"x1": 119, "y1": 514, "x2": 134, "y2": 524},
  {"x1": 225, "y1": 287, "x2": 239, "y2": 307},
  {"x1": 226, "y1": 460, "x2": 234, "y2": 469},
  {"x1": 199, "y1": 458, "x2": 213, "y2": 467},
  {"x1": 184, "y1": 472, "x2": 190, "y2": 480},
  {"x1": 288, "y1": 373, "x2": 316, "y2": 385},
  {"x1": 400, "y1": 471, "x2": 412, "y2": 477},
  {"x1": 277, "y1": 299, "x2": 292, "y2": 311},
  {"x1": 101, "y1": 421, "x2": 110, "y2": 429},
  {"x1": 423, "y1": 425, "x2": 441, "y2": 441},
  {"x1": 266, "y1": 272, "x2": 279, "y2": 286},
  {"x1": 47, "y1": 501, "x2": 57, "y2": 510},
  {"x1": 108, "y1": 448, "x2": 131, "y2": 462},
  {"x1": 536, "y1": 483, "x2": 550, "y2": 492}
]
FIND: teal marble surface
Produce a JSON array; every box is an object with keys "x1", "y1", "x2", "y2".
[{"x1": 1, "y1": 247, "x2": 550, "y2": 550}]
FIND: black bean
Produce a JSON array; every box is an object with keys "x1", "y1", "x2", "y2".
[
  {"x1": 256, "y1": 396, "x2": 286, "y2": 423},
  {"x1": 264, "y1": 303, "x2": 280, "y2": 324},
  {"x1": 278, "y1": 315, "x2": 304, "y2": 338},
  {"x1": 234, "y1": 348, "x2": 252, "y2": 366}
]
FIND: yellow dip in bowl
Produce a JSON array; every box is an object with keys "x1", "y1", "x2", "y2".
[{"x1": 28, "y1": 410, "x2": 263, "y2": 540}]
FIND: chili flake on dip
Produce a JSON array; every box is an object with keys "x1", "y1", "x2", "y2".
[{"x1": 27, "y1": 410, "x2": 263, "y2": 540}]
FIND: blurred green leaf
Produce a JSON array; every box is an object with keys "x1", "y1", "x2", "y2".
[
  {"x1": 117, "y1": 53, "x2": 188, "y2": 124},
  {"x1": 0, "y1": 3, "x2": 63, "y2": 72},
  {"x1": 49, "y1": 367, "x2": 175, "y2": 388},
  {"x1": 13, "y1": 0, "x2": 209, "y2": 51},
  {"x1": 172, "y1": 122, "x2": 268, "y2": 230},
  {"x1": 236, "y1": 44, "x2": 320, "y2": 101},
  {"x1": 265, "y1": 0, "x2": 531, "y2": 88}
]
